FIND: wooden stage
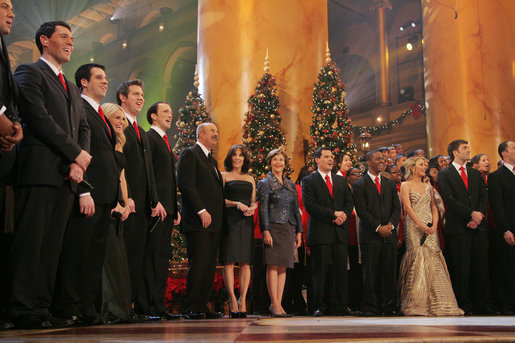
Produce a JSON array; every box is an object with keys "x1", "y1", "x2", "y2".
[{"x1": 1, "y1": 315, "x2": 514, "y2": 342}]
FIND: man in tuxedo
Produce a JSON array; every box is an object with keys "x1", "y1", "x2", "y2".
[
  {"x1": 116, "y1": 80, "x2": 166, "y2": 320},
  {"x1": 141, "y1": 102, "x2": 181, "y2": 320},
  {"x1": 53, "y1": 63, "x2": 121, "y2": 324},
  {"x1": 10, "y1": 21, "x2": 91, "y2": 329},
  {"x1": 0, "y1": 0, "x2": 21, "y2": 331},
  {"x1": 177, "y1": 122, "x2": 224, "y2": 319},
  {"x1": 302, "y1": 147, "x2": 354, "y2": 316},
  {"x1": 352, "y1": 150, "x2": 401, "y2": 316},
  {"x1": 488, "y1": 140, "x2": 515, "y2": 315},
  {"x1": 437, "y1": 139, "x2": 489, "y2": 315}
]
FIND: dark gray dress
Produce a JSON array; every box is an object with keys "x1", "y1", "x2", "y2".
[{"x1": 220, "y1": 180, "x2": 254, "y2": 264}]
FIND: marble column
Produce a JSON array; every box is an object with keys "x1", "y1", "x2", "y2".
[
  {"x1": 197, "y1": 0, "x2": 327, "y2": 173},
  {"x1": 422, "y1": 0, "x2": 515, "y2": 166},
  {"x1": 371, "y1": 0, "x2": 392, "y2": 106}
]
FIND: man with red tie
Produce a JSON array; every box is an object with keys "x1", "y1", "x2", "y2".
[
  {"x1": 437, "y1": 139, "x2": 489, "y2": 315},
  {"x1": 142, "y1": 102, "x2": 181, "y2": 320},
  {"x1": 54, "y1": 64, "x2": 125, "y2": 325},
  {"x1": 116, "y1": 80, "x2": 166, "y2": 320},
  {"x1": 302, "y1": 147, "x2": 354, "y2": 316}
]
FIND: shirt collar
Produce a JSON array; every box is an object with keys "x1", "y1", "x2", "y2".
[
  {"x1": 151, "y1": 125, "x2": 166, "y2": 138},
  {"x1": 125, "y1": 112, "x2": 136, "y2": 125},
  {"x1": 196, "y1": 141, "x2": 210, "y2": 157},
  {"x1": 39, "y1": 57, "x2": 61, "y2": 76},
  {"x1": 81, "y1": 94, "x2": 99, "y2": 112},
  {"x1": 452, "y1": 161, "x2": 467, "y2": 173},
  {"x1": 503, "y1": 162, "x2": 515, "y2": 174},
  {"x1": 367, "y1": 170, "x2": 380, "y2": 182},
  {"x1": 318, "y1": 169, "x2": 332, "y2": 182}
]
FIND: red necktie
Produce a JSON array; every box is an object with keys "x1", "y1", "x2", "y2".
[
  {"x1": 483, "y1": 173, "x2": 487, "y2": 186},
  {"x1": 325, "y1": 175, "x2": 333, "y2": 197},
  {"x1": 163, "y1": 134, "x2": 171, "y2": 153},
  {"x1": 375, "y1": 176, "x2": 381, "y2": 194},
  {"x1": 133, "y1": 121, "x2": 141, "y2": 141},
  {"x1": 58, "y1": 72, "x2": 67, "y2": 92},
  {"x1": 98, "y1": 106, "x2": 112, "y2": 138},
  {"x1": 459, "y1": 166, "x2": 468, "y2": 190}
]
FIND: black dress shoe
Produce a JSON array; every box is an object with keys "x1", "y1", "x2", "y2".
[
  {"x1": 147, "y1": 315, "x2": 162, "y2": 321},
  {"x1": 182, "y1": 311, "x2": 205, "y2": 320},
  {"x1": 129, "y1": 313, "x2": 150, "y2": 323},
  {"x1": 312, "y1": 309, "x2": 324, "y2": 317},
  {"x1": 15, "y1": 318, "x2": 53, "y2": 330},
  {"x1": 43, "y1": 314, "x2": 75, "y2": 328},
  {"x1": 383, "y1": 309, "x2": 400, "y2": 317},
  {"x1": 161, "y1": 312, "x2": 182, "y2": 320},
  {"x1": 205, "y1": 311, "x2": 223, "y2": 319},
  {"x1": 238, "y1": 312, "x2": 247, "y2": 318},
  {"x1": 0, "y1": 320, "x2": 14, "y2": 331},
  {"x1": 334, "y1": 306, "x2": 359, "y2": 316},
  {"x1": 72, "y1": 314, "x2": 100, "y2": 326}
]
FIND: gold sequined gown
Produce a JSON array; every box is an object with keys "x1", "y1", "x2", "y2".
[{"x1": 399, "y1": 185, "x2": 463, "y2": 316}]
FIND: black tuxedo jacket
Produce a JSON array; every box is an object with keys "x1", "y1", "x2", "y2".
[
  {"x1": 177, "y1": 144, "x2": 224, "y2": 234},
  {"x1": 488, "y1": 165, "x2": 515, "y2": 237},
  {"x1": 123, "y1": 120, "x2": 158, "y2": 213},
  {"x1": 302, "y1": 171, "x2": 353, "y2": 245},
  {"x1": 147, "y1": 128, "x2": 178, "y2": 218},
  {"x1": 80, "y1": 99, "x2": 118, "y2": 204},
  {"x1": 352, "y1": 173, "x2": 401, "y2": 244},
  {"x1": 437, "y1": 165, "x2": 488, "y2": 235},
  {"x1": 14, "y1": 59, "x2": 90, "y2": 188},
  {"x1": 0, "y1": 35, "x2": 19, "y2": 180}
]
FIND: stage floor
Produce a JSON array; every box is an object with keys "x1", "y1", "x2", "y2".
[{"x1": 1, "y1": 316, "x2": 514, "y2": 342}]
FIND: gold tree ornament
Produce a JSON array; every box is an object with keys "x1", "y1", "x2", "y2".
[
  {"x1": 193, "y1": 64, "x2": 200, "y2": 88},
  {"x1": 325, "y1": 41, "x2": 332, "y2": 64},
  {"x1": 264, "y1": 48, "x2": 270, "y2": 73}
]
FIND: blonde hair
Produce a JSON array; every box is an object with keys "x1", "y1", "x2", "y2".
[
  {"x1": 101, "y1": 103, "x2": 128, "y2": 151},
  {"x1": 403, "y1": 156, "x2": 426, "y2": 181}
]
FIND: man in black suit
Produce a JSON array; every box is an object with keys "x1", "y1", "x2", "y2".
[
  {"x1": 437, "y1": 139, "x2": 489, "y2": 315},
  {"x1": 116, "y1": 80, "x2": 166, "y2": 320},
  {"x1": 302, "y1": 147, "x2": 354, "y2": 316},
  {"x1": 177, "y1": 122, "x2": 224, "y2": 319},
  {"x1": 10, "y1": 21, "x2": 91, "y2": 329},
  {"x1": 53, "y1": 63, "x2": 123, "y2": 324},
  {"x1": 488, "y1": 140, "x2": 515, "y2": 315},
  {"x1": 141, "y1": 102, "x2": 181, "y2": 320},
  {"x1": 0, "y1": 0, "x2": 21, "y2": 331},
  {"x1": 352, "y1": 150, "x2": 401, "y2": 316}
]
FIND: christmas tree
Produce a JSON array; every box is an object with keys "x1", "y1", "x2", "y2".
[
  {"x1": 242, "y1": 51, "x2": 292, "y2": 180},
  {"x1": 172, "y1": 65, "x2": 211, "y2": 155},
  {"x1": 308, "y1": 44, "x2": 357, "y2": 166}
]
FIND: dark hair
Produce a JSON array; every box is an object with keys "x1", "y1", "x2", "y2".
[
  {"x1": 223, "y1": 145, "x2": 250, "y2": 173},
  {"x1": 393, "y1": 143, "x2": 402, "y2": 148},
  {"x1": 497, "y1": 160, "x2": 504, "y2": 167},
  {"x1": 469, "y1": 153, "x2": 485, "y2": 167},
  {"x1": 365, "y1": 150, "x2": 380, "y2": 161},
  {"x1": 74, "y1": 63, "x2": 105, "y2": 90},
  {"x1": 385, "y1": 164, "x2": 398, "y2": 173},
  {"x1": 378, "y1": 146, "x2": 388, "y2": 153},
  {"x1": 447, "y1": 139, "x2": 468, "y2": 161},
  {"x1": 146, "y1": 101, "x2": 169, "y2": 124},
  {"x1": 296, "y1": 165, "x2": 312, "y2": 184},
  {"x1": 388, "y1": 146, "x2": 396, "y2": 152},
  {"x1": 428, "y1": 156, "x2": 440, "y2": 170},
  {"x1": 395, "y1": 154, "x2": 405, "y2": 163},
  {"x1": 498, "y1": 140, "x2": 511, "y2": 159},
  {"x1": 336, "y1": 152, "x2": 351, "y2": 165},
  {"x1": 116, "y1": 79, "x2": 144, "y2": 105},
  {"x1": 36, "y1": 21, "x2": 71, "y2": 54},
  {"x1": 314, "y1": 147, "x2": 332, "y2": 159}
]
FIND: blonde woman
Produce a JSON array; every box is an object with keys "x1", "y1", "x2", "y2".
[{"x1": 398, "y1": 157, "x2": 463, "y2": 316}]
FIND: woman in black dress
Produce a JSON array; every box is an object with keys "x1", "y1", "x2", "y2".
[
  {"x1": 258, "y1": 149, "x2": 302, "y2": 317},
  {"x1": 100, "y1": 103, "x2": 132, "y2": 323},
  {"x1": 221, "y1": 145, "x2": 256, "y2": 318}
]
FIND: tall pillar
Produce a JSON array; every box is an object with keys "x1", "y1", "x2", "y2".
[
  {"x1": 371, "y1": 0, "x2": 392, "y2": 106},
  {"x1": 423, "y1": 0, "x2": 515, "y2": 165},
  {"x1": 197, "y1": 0, "x2": 328, "y2": 173}
]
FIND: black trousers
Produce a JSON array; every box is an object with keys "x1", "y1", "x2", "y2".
[
  {"x1": 123, "y1": 211, "x2": 150, "y2": 309},
  {"x1": 183, "y1": 230, "x2": 220, "y2": 313},
  {"x1": 347, "y1": 245, "x2": 363, "y2": 311},
  {"x1": 310, "y1": 242, "x2": 349, "y2": 313},
  {"x1": 136, "y1": 216, "x2": 173, "y2": 315},
  {"x1": 54, "y1": 201, "x2": 114, "y2": 318},
  {"x1": 9, "y1": 185, "x2": 74, "y2": 320},
  {"x1": 445, "y1": 232, "x2": 489, "y2": 312},
  {"x1": 360, "y1": 241, "x2": 397, "y2": 313}
]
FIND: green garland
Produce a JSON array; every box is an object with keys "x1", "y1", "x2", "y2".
[{"x1": 351, "y1": 103, "x2": 425, "y2": 135}]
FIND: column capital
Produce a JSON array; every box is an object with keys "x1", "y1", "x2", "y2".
[{"x1": 369, "y1": 0, "x2": 392, "y2": 11}]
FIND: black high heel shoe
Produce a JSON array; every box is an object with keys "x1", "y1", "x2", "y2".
[
  {"x1": 269, "y1": 305, "x2": 289, "y2": 318},
  {"x1": 228, "y1": 301, "x2": 239, "y2": 318},
  {"x1": 237, "y1": 299, "x2": 247, "y2": 318}
]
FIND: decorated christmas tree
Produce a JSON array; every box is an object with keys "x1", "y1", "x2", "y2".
[
  {"x1": 172, "y1": 65, "x2": 212, "y2": 155},
  {"x1": 242, "y1": 51, "x2": 292, "y2": 179},
  {"x1": 308, "y1": 43, "x2": 357, "y2": 166}
]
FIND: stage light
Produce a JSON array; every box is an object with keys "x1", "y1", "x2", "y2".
[
  {"x1": 406, "y1": 42, "x2": 413, "y2": 51},
  {"x1": 122, "y1": 40, "x2": 127, "y2": 49},
  {"x1": 411, "y1": 22, "x2": 416, "y2": 27},
  {"x1": 159, "y1": 23, "x2": 164, "y2": 32},
  {"x1": 400, "y1": 26, "x2": 404, "y2": 32},
  {"x1": 90, "y1": 57, "x2": 94, "y2": 62},
  {"x1": 376, "y1": 116, "x2": 383, "y2": 122}
]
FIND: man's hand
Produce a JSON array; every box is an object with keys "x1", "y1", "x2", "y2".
[
  {"x1": 127, "y1": 198, "x2": 136, "y2": 213},
  {"x1": 334, "y1": 211, "x2": 347, "y2": 225},
  {"x1": 68, "y1": 163, "x2": 83, "y2": 183},
  {"x1": 0, "y1": 114, "x2": 14, "y2": 137},
  {"x1": 0, "y1": 121, "x2": 23, "y2": 151},
  {"x1": 151, "y1": 202, "x2": 167, "y2": 221},
  {"x1": 75, "y1": 150, "x2": 92, "y2": 171},
  {"x1": 504, "y1": 231, "x2": 515, "y2": 246},
  {"x1": 471, "y1": 211, "x2": 484, "y2": 225},
  {"x1": 79, "y1": 194, "x2": 95, "y2": 218},
  {"x1": 173, "y1": 211, "x2": 181, "y2": 226},
  {"x1": 378, "y1": 224, "x2": 393, "y2": 238},
  {"x1": 111, "y1": 202, "x2": 130, "y2": 221},
  {"x1": 467, "y1": 221, "x2": 478, "y2": 229},
  {"x1": 199, "y1": 211, "x2": 212, "y2": 228}
]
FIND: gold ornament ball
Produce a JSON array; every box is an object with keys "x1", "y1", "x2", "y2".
[
  {"x1": 316, "y1": 107, "x2": 321, "y2": 112},
  {"x1": 332, "y1": 87, "x2": 337, "y2": 93},
  {"x1": 270, "y1": 114, "x2": 276, "y2": 119},
  {"x1": 339, "y1": 132, "x2": 343, "y2": 137},
  {"x1": 179, "y1": 122, "x2": 185, "y2": 128},
  {"x1": 195, "y1": 121, "x2": 201, "y2": 126},
  {"x1": 258, "y1": 131, "x2": 264, "y2": 136},
  {"x1": 265, "y1": 165, "x2": 269, "y2": 170},
  {"x1": 328, "y1": 71, "x2": 333, "y2": 75},
  {"x1": 249, "y1": 168, "x2": 253, "y2": 173},
  {"x1": 315, "y1": 130, "x2": 319, "y2": 135},
  {"x1": 318, "y1": 123, "x2": 323, "y2": 129}
]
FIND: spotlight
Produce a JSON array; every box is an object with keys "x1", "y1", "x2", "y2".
[
  {"x1": 159, "y1": 23, "x2": 164, "y2": 32},
  {"x1": 376, "y1": 116, "x2": 383, "y2": 122},
  {"x1": 411, "y1": 22, "x2": 416, "y2": 27},
  {"x1": 90, "y1": 57, "x2": 94, "y2": 62},
  {"x1": 400, "y1": 26, "x2": 404, "y2": 32},
  {"x1": 406, "y1": 42, "x2": 413, "y2": 51},
  {"x1": 406, "y1": 34, "x2": 418, "y2": 51},
  {"x1": 122, "y1": 40, "x2": 127, "y2": 49}
]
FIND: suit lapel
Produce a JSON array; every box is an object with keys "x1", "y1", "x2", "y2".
[
  {"x1": 127, "y1": 121, "x2": 143, "y2": 146},
  {"x1": 37, "y1": 60, "x2": 69, "y2": 101},
  {"x1": 450, "y1": 166, "x2": 469, "y2": 193},
  {"x1": 84, "y1": 100, "x2": 112, "y2": 143},
  {"x1": 316, "y1": 172, "x2": 333, "y2": 200},
  {"x1": 365, "y1": 173, "x2": 381, "y2": 200},
  {"x1": 194, "y1": 144, "x2": 221, "y2": 183}
]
